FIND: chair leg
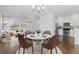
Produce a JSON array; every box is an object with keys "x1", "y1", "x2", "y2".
[
  {"x1": 18, "y1": 46, "x2": 20, "y2": 54},
  {"x1": 23, "y1": 49, "x2": 25, "y2": 54},
  {"x1": 55, "y1": 47, "x2": 58, "y2": 54},
  {"x1": 32, "y1": 45, "x2": 34, "y2": 54},
  {"x1": 50, "y1": 49, "x2": 52, "y2": 54},
  {"x1": 41, "y1": 46, "x2": 43, "y2": 54}
]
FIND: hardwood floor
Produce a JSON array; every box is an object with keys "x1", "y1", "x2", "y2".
[
  {"x1": 0, "y1": 35, "x2": 79, "y2": 54},
  {"x1": 58, "y1": 36, "x2": 79, "y2": 54}
]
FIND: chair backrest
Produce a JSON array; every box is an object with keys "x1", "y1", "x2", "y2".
[
  {"x1": 46, "y1": 35, "x2": 59, "y2": 49},
  {"x1": 43, "y1": 31, "x2": 51, "y2": 35},
  {"x1": 25, "y1": 31, "x2": 35, "y2": 35},
  {"x1": 18, "y1": 34, "x2": 30, "y2": 48}
]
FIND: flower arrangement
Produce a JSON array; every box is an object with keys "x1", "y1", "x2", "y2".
[{"x1": 36, "y1": 28, "x2": 41, "y2": 33}]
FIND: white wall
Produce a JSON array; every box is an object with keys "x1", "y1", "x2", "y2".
[
  {"x1": 2, "y1": 17, "x2": 36, "y2": 32},
  {"x1": 1, "y1": 13, "x2": 56, "y2": 36},
  {"x1": 0, "y1": 14, "x2": 1, "y2": 31},
  {"x1": 57, "y1": 14, "x2": 79, "y2": 26},
  {"x1": 0, "y1": 14, "x2": 3, "y2": 32},
  {"x1": 39, "y1": 13, "x2": 56, "y2": 35}
]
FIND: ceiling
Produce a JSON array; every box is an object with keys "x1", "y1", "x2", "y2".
[{"x1": 0, "y1": 5, "x2": 79, "y2": 19}]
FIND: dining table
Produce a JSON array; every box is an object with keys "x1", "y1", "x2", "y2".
[
  {"x1": 26, "y1": 33, "x2": 52, "y2": 41},
  {"x1": 26, "y1": 33, "x2": 52, "y2": 53},
  {"x1": 26, "y1": 33, "x2": 52, "y2": 45}
]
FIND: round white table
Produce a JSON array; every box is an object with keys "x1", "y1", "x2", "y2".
[
  {"x1": 26, "y1": 33, "x2": 52, "y2": 41},
  {"x1": 26, "y1": 34, "x2": 52, "y2": 51}
]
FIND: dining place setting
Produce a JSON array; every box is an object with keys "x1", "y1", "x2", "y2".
[
  {"x1": 17, "y1": 30, "x2": 59, "y2": 54},
  {"x1": 26, "y1": 32, "x2": 52, "y2": 49}
]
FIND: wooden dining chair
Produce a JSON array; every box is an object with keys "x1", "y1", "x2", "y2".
[
  {"x1": 41, "y1": 35, "x2": 59, "y2": 54},
  {"x1": 43, "y1": 30, "x2": 51, "y2": 35},
  {"x1": 18, "y1": 34, "x2": 34, "y2": 54},
  {"x1": 25, "y1": 31, "x2": 35, "y2": 35}
]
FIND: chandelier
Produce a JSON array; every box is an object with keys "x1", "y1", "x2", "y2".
[{"x1": 32, "y1": 5, "x2": 45, "y2": 13}]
